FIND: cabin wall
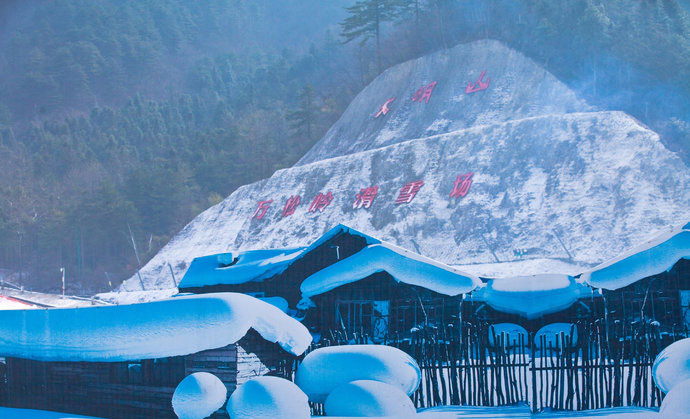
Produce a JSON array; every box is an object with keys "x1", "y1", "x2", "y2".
[
  {"x1": 4, "y1": 357, "x2": 179, "y2": 418},
  {"x1": 1, "y1": 332, "x2": 294, "y2": 419}
]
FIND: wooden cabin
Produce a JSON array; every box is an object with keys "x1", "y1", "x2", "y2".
[
  {"x1": 2, "y1": 331, "x2": 287, "y2": 419},
  {"x1": 178, "y1": 224, "x2": 690, "y2": 343},
  {"x1": 0, "y1": 293, "x2": 309, "y2": 419}
]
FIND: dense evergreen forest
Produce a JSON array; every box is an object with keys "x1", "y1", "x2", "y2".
[{"x1": 0, "y1": 0, "x2": 688, "y2": 294}]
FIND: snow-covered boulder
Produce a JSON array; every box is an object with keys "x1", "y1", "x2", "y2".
[
  {"x1": 488, "y1": 323, "x2": 528, "y2": 346},
  {"x1": 226, "y1": 376, "x2": 310, "y2": 419},
  {"x1": 653, "y1": 338, "x2": 690, "y2": 393},
  {"x1": 660, "y1": 378, "x2": 690, "y2": 415},
  {"x1": 535, "y1": 323, "x2": 578, "y2": 347},
  {"x1": 324, "y1": 380, "x2": 417, "y2": 417},
  {"x1": 295, "y1": 345, "x2": 421, "y2": 403},
  {"x1": 172, "y1": 372, "x2": 227, "y2": 419}
]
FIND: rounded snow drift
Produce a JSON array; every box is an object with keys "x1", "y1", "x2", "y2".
[
  {"x1": 325, "y1": 380, "x2": 417, "y2": 417},
  {"x1": 227, "y1": 376, "x2": 310, "y2": 419},
  {"x1": 295, "y1": 344, "x2": 421, "y2": 403},
  {"x1": 172, "y1": 372, "x2": 227, "y2": 419},
  {"x1": 660, "y1": 378, "x2": 690, "y2": 415},
  {"x1": 653, "y1": 337, "x2": 690, "y2": 393}
]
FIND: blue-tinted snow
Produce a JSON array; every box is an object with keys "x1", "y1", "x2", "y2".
[
  {"x1": 172, "y1": 372, "x2": 227, "y2": 419},
  {"x1": 652, "y1": 337, "x2": 690, "y2": 394},
  {"x1": 178, "y1": 224, "x2": 377, "y2": 290},
  {"x1": 0, "y1": 407, "x2": 103, "y2": 418},
  {"x1": 470, "y1": 274, "x2": 592, "y2": 319},
  {"x1": 0, "y1": 292, "x2": 311, "y2": 361},
  {"x1": 582, "y1": 223, "x2": 690, "y2": 290},
  {"x1": 228, "y1": 376, "x2": 311, "y2": 419},
  {"x1": 179, "y1": 248, "x2": 305, "y2": 289},
  {"x1": 324, "y1": 380, "x2": 417, "y2": 417},
  {"x1": 295, "y1": 344, "x2": 421, "y2": 404},
  {"x1": 660, "y1": 378, "x2": 690, "y2": 415},
  {"x1": 300, "y1": 243, "x2": 481, "y2": 298}
]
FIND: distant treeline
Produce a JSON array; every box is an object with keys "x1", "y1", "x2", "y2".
[{"x1": 0, "y1": 0, "x2": 687, "y2": 293}]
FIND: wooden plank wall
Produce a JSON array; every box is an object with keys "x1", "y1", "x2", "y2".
[
  {"x1": 5, "y1": 358, "x2": 177, "y2": 418},
  {"x1": 2, "y1": 337, "x2": 292, "y2": 419}
]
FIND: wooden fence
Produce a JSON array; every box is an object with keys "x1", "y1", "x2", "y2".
[{"x1": 284, "y1": 321, "x2": 688, "y2": 414}]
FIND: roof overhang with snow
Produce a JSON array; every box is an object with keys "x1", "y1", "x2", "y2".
[
  {"x1": 300, "y1": 242, "x2": 482, "y2": 298},
  {"x1": 581, "y1": 222, "x2": 690, "y2": 290},
  {"x1": 178, "y1": 224, "x2": 377, "y2": 290},
  {"x1": 0, "y1": 293, "x2": 311, "y2": 362},
  {"x1": 178, "y1": 248, "x2": 306, "y2": 289},
  {"x1": 470, "y1": 274, "x2": 594, "y2": 319}
]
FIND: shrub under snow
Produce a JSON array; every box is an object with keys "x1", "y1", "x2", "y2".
[
  {"x1": 324, "y1": 380, "x2": 417, "y2": 417},
  {"x1": 660, "y1": 378, "x2": 690, "y2": 415},
  {"x1": 295, "y1": 344, "x2": 421, "y2": 403},
  {"x1": 226, "y1": 376, "x2": 310, "y2": 419},
  {"x1": 652, "y1": 337, "x2": 690, "y2": 394},
  {"x1": 172, "y1": 372, "x2": 227, "y2": 419}
]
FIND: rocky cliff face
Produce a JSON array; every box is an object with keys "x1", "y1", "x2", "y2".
[{"x1": 115, "y1": 40, "x2": 690, "y2": 294}]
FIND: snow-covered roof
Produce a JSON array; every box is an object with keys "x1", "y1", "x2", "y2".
[
  {"x1": 178, "y1": 224, "x2": 377, "y2": 290},
  {"x1": 300, "y1": 243, "x2": 482, "y2": 298},
  {"x1": 470, "y1": 274, "x2": 593, "y2": 319},
  {"x1": 0, "y1": 293, "x2": 311, "y2": 361},
  {"x1": 581, "y1": 222, "x2": 690, "y2": 290},
  {"x1": 179, "y1": 248, "x2": 305, "y2": 289}
]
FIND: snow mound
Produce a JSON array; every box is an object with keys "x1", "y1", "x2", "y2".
[
  {"x1": 0, "y1": 292, "x2": 311, "y2": 361},
  {"x1": 226, "y1": 376, "x2": 310, "y2": 419},
  {"x1": 660, "y1": 378, "x2": 690, "y2": 415},
  {"x1": 582, "y1": 224, "x2": 690, "y2": 290},
  {"x1": 653, "y1": 338, "x2": 690, "y2": 393},
  {"x1": 295, "y1": 344, "x2": 421, "y2": 403},
  {"x1": 324, "y1": 380, "x2": 416, "y2": 417},
  {"x1": 300, "y1": 243, "x2": 481, "y2": 298},
  {"x1": 471, "y1": 274, "x2": 591, "y2": 319},
  {"x1": 172, "y1": 372, "x2": 227, "y2": 419},
  {"x1": 489, "y1": 323, "x2": 528, "y2": 346},
  {"x1": 535, "y1": 323, "x2": 578, "y2": 347}
]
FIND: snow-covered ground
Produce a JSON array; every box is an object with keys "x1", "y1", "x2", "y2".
[
  {"x1": 0, "y1": 287, "x2": 103, "y2": 308},
  {"x1": 418, "y1": 405, "x2": 672, "y2": 418},
  {"x1": 0, "y1": 407, "x2": 102, "y2": 419},
  {"x1": 0, "y1": 294, "x2": 37, "y2": 309}
]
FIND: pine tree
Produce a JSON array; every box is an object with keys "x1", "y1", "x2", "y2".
[
  {"x1": 287, "y1": 85, "x2": 316, "y2": 143},
  {"x1": 340, "y1": 0, "x2": 405, "y2": 73}
]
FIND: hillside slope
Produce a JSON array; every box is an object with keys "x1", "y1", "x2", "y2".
[
  {"x1": 119, "y1": 109, "x2": 690, "y2": 291},
  {"x1": 298, "y1": 40, "x2": 590, "y2": 165}
]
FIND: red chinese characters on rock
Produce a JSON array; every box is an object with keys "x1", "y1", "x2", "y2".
[
  {"x1": 450, "y1": 172, "x2": 474, "y2": 198},
  {"x1": 395, "y1": 180, "x2": 424, "y2": 204},
  {"x1": 353, "y1": 186, "x2": 379, "y2": 209},
  {"x1": 308, "y1": 192, "x2": 334, "y2": 213},
  {"x1": 411, "y1": 81, "x2": 437, "y2": 104},
  {"x1": 375, "y1": 98, "x2": 395, "y2": 118},
  {"x1": 252, "y1": 200, "x2": 273, "y2": 220},
  {"x1": 465, "y1": 71, "x2": 490, "y2": 94},
  {"x1": 281, "y1": 195, "x2": 301, "y2": 217}
]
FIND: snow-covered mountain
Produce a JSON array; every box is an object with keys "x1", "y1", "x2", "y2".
[{"x1": 114, "y1": 40, "x2": 690, "y2": 294}]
